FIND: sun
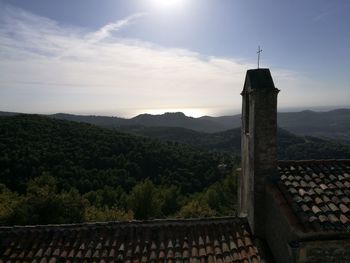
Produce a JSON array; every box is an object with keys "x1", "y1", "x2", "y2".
[{"x1": 151, "y1": 0, "x2": 186, "y2": 10}]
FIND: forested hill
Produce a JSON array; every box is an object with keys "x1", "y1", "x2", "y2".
[
  {"x1": 0, "y1": 115, "x2": 230, "y2": 194},
  {"x1": 2, "y1": 109, "x2": 350, "y2": 142},
  {"x1": 0, "y1": 115, "x2": 349, "y2": 226},
  {"x1": 49, "y1": 109, "x2": 350, "y2": 142},
  {"x1": 120, "y1": 126, "x2": 350, "y2": 160},
  {"x1": 0, "y1": 115, "x2": 237, "y2": 225},
  {"x1": 51, "y1": 112, "x2": 227, "y2": 133}
]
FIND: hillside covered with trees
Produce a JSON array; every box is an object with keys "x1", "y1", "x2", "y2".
[
  {"x1": 2, "y1": 109, "x2": 350, "y2": 142},
  {"x1": 120, "y1": 126, "x2": 350, "y2": 160},
  {"x1": 1, "y1": 114, "x2": 349, "y2": 226},
  {"x1": 0, "y1": 115, "x2": 235, "y2": 225}
]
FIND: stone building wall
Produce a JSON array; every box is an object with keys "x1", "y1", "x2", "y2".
[
  {"x1": 264, "y1": 183, "x2": 299, "y2": 263},
  {"x1": 239, "y1": 69, "x2": 279, "y2": 237},
  {"x1": 296, "y1": 240, "x2": 350, "y2": 263}
]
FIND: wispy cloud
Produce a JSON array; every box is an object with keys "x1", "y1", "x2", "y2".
[
  {"x1": 0, "y1": 4, "x2": 346, "y2": 117},
  {"x1": 87, "y1": 13, "x2": 147, "y2": 42}
]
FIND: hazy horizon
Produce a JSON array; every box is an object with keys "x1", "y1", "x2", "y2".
[
  {"x1": 2, "y1": 105, "x2": 350, "y2": 119},
  {"x1": 1, "y1": 0, "x2": 349, "y2": 117}
]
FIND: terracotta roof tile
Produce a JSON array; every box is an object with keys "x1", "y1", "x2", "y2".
[
  {"x1": 278, "y1": 160, "x2": 350, "y2": 232},
  {"x1": 0, "y1": 218, "x2": 264, "y2": 262}
]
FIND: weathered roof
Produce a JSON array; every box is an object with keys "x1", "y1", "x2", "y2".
[
  {"x1": 243, "y1": 69, "x2": 276, "y2": 92},
  {"x1": 0, "y1": 217, "x2": 264, "y2": 263},
  {"x1": 277, "y1": 160, "x2": 350, "y2": 233}
]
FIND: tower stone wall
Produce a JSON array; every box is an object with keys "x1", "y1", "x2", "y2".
[{"x1": 239, "y1": 68, "x2": 279, "y2": 237}]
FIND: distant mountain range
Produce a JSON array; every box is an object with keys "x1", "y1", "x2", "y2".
[
  {"x1": 1, "y1": 114, "x2": 349, "y2": 161},
  {"x1": 1, "y1": 109, "x2": 350, "y2": 142},
  {"x1": 119, "y1": 125, "x2": 350, "y2": 160}
]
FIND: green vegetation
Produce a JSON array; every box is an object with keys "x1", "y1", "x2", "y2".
[
  {"x1": 0, "y1": 114, "x2": 348, "y2": 226},
  {"x1": 121, "y1": 126, "x2": 350, "y2": 160},
  {"x1": 3, "y1": 109, "x2": 350, "y2": 142},
  {"x1": 0, "y1": 115, "x2": 236, "y2": 225}
]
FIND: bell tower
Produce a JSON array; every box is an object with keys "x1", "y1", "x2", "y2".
[{"x1": 238, "y1": 68, "x2": 279, "y2": 237}]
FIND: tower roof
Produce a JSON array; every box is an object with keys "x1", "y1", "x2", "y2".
[{"x1": 243, "y1": 68, "x2": 276, "y2": 92}]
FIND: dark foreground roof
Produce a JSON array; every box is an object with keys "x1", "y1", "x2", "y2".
[
  {"x1": 0, "y1": 217, "x2": 264, "y2": 263},
  {"x1": 277, "y1": 160, "x2": 350, "y2": 233}
]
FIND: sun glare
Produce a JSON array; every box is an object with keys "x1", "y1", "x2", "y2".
[
  {"x1": 151, "y1": 0, "x2": 186, "y2": 10},
  {"x1": 141, "y1": 108, "x2": 207, "y2": 118}
]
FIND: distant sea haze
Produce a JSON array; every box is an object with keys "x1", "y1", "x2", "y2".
[{"x1": 1, "y1": 105, "x2": 349, "y2": 119}]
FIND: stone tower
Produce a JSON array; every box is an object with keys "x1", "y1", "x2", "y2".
[{"x1": 238, "y1": 68, "x2": 279, "y2": 237}]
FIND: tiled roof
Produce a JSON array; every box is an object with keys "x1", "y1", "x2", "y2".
[
  {"x1": 277, "y1": 160, "x2": 350, "y2": 233},
  {"x1": 0, "y1": 217, "x2": 264, "y2": 263}
]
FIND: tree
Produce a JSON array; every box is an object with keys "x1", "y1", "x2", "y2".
[
  {"x1": 8, "y1": 175, "x2": 87, "y2": 225},
  {"x1": 177, "y1": 200, "x2": 216, "y2": 218},
  {"x1": 85, "y1": 206, "x2": 133, "y2": 222},
  {"x1": 128, "y1": 179, "x2": 161, "y2": 219},
  {"x1": 0, "y1": 184, "x2": 21, "y2": 225},
  {"x1": 160, "y1": 186, "x2": 181, "y2": 216},
  {"x1": 27, "y1": 172, "x2": 57, "y2": 197}
]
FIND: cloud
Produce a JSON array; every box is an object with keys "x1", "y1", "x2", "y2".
[
  {"x1": 0, "y1": 4, "x2": 347, "y2": 117},
  {"x1": 87, "y1": 13, "x2": 147, "y2": 42}
]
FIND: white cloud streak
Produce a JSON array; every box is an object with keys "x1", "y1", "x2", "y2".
[
  {"x1": 88, "y1": 13, "x2": 147, "y2": 42},
  {"x1": 0, "y1": 4, "x2": 347, "y2": 117}
]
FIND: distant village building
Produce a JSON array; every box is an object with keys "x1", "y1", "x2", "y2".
[{"x1": 1, "y1": 68, "x2": 350, "y2": 262}]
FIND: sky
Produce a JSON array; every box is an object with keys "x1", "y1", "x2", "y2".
[{"x1": 0, "y1": 0, "x2": 349, "y2": 117}]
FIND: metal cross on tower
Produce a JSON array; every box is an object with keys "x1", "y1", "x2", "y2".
[{"x1": 257, "y1": 46, "x2": 263, "y2": 69}]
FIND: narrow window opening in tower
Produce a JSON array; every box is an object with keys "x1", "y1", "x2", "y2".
[{"x1": 245, "y1": 93, "x2": 250, "y2": 134}]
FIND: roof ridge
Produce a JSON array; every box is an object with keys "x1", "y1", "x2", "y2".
[
  {"x1": 278, "y1": 159, "x2": 350, "y2": 165},
  {"x1": 0, "y1": 216, "x2": 246, "y2": 231}
]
